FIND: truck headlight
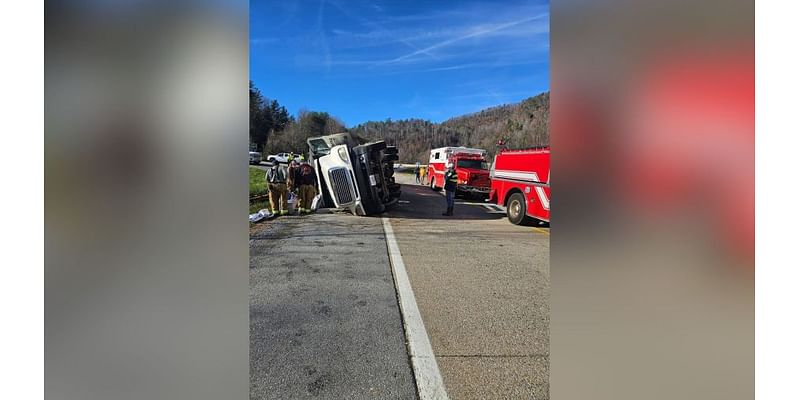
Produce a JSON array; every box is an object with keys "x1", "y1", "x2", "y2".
[{"x1": 338, "y1": 147, "x2": 349, "y2": 162}]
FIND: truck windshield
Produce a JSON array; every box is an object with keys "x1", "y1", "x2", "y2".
[
  {"x1": 308, "y1": 139, "x2": 331, "y2": 156},
  {"x1": 457, "y1": 159, "x2": 488, "y2": 170}
]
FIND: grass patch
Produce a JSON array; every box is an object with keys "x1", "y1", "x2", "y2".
[
  {"x1": 250, "y1": 166, "x2": 268, "y2": 197},
  {"x1": 250, "y1": 199, "x2": 271, "y2": 214}
]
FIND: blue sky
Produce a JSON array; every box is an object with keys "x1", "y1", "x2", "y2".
[{"x1": 250, "y1": 0, "x2": 549, "y2": 126}]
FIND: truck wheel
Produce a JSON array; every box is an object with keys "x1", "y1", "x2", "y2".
[
  {"x1": 507, "y1": 193, "x2": 528, "y2": 225},
  {"x1": 430, "y1": 178, "x2": 440, "y2": 191}
]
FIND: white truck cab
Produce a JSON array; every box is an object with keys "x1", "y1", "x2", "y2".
[{"x1": 307, "y1": 133, "x2": 400, "y2": 216}]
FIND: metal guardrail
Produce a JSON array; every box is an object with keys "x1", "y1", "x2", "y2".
[{"x1": 249, "y1": 194, "x2": 270, "y2": 203}]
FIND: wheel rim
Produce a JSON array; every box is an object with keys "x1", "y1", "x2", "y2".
[{"x1": 510, "y1": 200, "x2": 521, "y2": 219}]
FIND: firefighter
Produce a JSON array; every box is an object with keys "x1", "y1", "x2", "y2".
[
  {"x1": 287, "y1": 158, "x2": 299, "y2": 192},
  {"x1": 266, "y1": 159, "x2": 289, "y2": 216},
  {"x1": 286, "y1": 158, "x2": 300, "y2": 213},
  {"x1": 442, "y1": 165, "x2": 458, "y2": 216},
  {"x1": 297, "y1": 162, "x2": 318, "y2": 215}
]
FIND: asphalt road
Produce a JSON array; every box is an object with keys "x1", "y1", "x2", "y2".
[
  {"x1": 250, "y1": 161, "x2": 271, "y2": 171},
  {"x1": 249, "y1": 171, "x2": 550, "y2": 399},
  {"x1": 249, "y1": 213, "x2": 417, "y2": 399},
  {"x1": 388, "y1": 173, "x2": 550, "y2": 399}
]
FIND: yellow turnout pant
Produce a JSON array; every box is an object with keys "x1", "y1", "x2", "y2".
[
  {"x1": 298, "y1": 184, "x2": 317, "y2": 213},
  {"x1": 268, "y1": 183, "x2": 288, "y2": 214}
]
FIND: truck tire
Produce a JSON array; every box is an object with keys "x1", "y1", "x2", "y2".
[
  {"x1": 507, "y1": 192, "x2": 529, "y2": 225},
  {"x1": 430, "y1": 177, "x2": 440, "y2": 191},
  {"x1": 369, "y1": 141, "x2": 387, "y2": 152}
]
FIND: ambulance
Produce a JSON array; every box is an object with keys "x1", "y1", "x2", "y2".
[{"x1": 427, "y1": 146, "x2": 491, "y2": 197}]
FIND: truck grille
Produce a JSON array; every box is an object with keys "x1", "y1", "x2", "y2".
[
  {"x1": 471, "y1": 174, "x2": 490, "y2": 187},
  {"x1": 329, "y1": 167, "x2": 354, "y2": 205}
]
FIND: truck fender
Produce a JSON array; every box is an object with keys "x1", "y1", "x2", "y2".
[{"x1": 504, "y1": 188, "x2": 525, "y2": 207}]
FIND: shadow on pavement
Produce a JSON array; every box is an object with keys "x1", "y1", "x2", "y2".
[{"x1": 381, "y1": 183, "x2": 505, "y2": 221}]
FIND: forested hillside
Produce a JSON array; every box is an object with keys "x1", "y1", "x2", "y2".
[
  {"x1": 250, "y1": 80, "x2": 549, "y2": 162},
  {"x1": 349, "y1": 92, "x2": 549, "y2": 163},
  {"x1": 250, "y1": 81, "x2": 345, "y2": 155}
]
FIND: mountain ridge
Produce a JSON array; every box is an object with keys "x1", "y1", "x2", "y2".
[{"x1": 348, "y1": 91, "x2": 549, "y2": 163}]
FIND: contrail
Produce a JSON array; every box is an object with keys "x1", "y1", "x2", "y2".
[{"x1": 384, "y1": 13, "x2": 547, "y2": 65}]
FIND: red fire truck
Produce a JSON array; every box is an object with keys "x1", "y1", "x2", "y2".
[
  {"x1": 489, "y1": 147, "x2": 550, "y2": 225},
  {"x1": 426, "y1": 147, "x2": 491, "y2": 197}
]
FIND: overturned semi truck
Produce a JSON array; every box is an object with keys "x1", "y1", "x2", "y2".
[{"x1": 307, "y1": 133, "x2": 401, "y2": 216}]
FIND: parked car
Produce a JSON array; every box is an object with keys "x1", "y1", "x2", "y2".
[
  {"x1": 266, "y1": 152, "x2": 298, "y2": 164},
  {"x1": 249, "y1": 151, "x2": 262, "y2": 165}
]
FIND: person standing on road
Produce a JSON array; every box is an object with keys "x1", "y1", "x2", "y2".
[
  {"x1": 297, "y1": 162, "x2": 318, "y2": 215},
  {"x1": 266, "y1": 159, "x2": 289, "y2": 216},
  {"x1": 442, "y1": 165, "x2": 458, "y2": 216},
  {"x1": 418, "y1": 165, "x2": 426, "y2": 185},
  {"x1": 415, "y1": 162, "x2": 421, "y2": 183}
]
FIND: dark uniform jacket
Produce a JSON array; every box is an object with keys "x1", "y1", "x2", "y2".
[
  {"x1": 298, "y1": 168, "x2": 317, "y2": 186},
  {"x1": 444, "y1": 169, "x2": 458, "y2": 191}
]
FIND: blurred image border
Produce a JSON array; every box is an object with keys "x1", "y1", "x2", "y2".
[
  {"x1": 755, "y1": 1, "x2": 800, "y2": 398},
  {"x1": 3, "y1": 0, "x2": 798, "y2": 399},
  {"x1": 1, "y1": 0, "x2": 44, "y2": 399}
]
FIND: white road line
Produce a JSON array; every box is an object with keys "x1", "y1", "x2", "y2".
[
  {"x1": 424, "y1": 185, "x2": 504, "y2": 214},
  {"x1": 381, "y1": 217, "x2": 449, "y2": 400},
  {"x1": 449, "y1": 201, "x2": 507, "y2": 214}
]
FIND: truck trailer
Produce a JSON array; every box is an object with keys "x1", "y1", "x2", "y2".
[{"x1": 307, "y1": 133, "x2": 401, "y2": 216}]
